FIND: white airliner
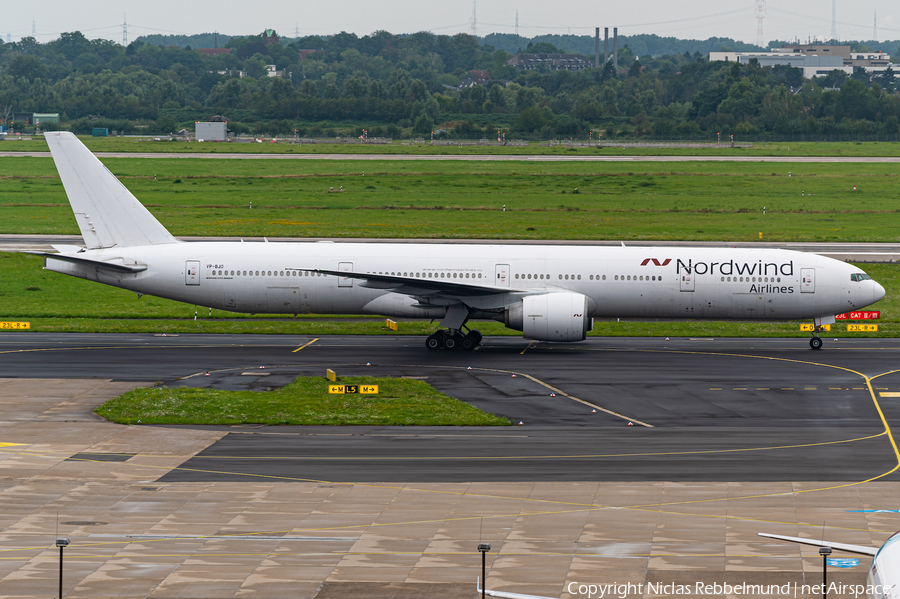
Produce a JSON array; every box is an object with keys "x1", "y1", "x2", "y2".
[
  {"x1": 759, "y1": 532, "x2": 900, "y2": 598},
  {"x1": 40, "y1": 132, "x2": 884, "y2": 350}
]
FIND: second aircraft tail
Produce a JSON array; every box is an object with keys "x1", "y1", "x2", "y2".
[{"x1": 45, "y1": 132, "x2": 178, "y2": 249}]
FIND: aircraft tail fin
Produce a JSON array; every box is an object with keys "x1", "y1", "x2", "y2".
[{"x1": 44, "y1": 132, "x2": 178, "y2": 249}]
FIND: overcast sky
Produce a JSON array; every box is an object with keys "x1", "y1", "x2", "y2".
[{"x1": 5, "y1": 0, "x2": 896, "y2": 46}]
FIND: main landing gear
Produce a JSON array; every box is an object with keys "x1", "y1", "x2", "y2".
[{"x1": 425, "y1": 328, "x2": 483, "y2": 351}]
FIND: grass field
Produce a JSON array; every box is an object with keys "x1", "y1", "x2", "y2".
[
  {"x1": 2, "y1": 157, "x2": 899, "y2": 241},
  {"x1": 97, "y1": 375, "x2": 510, "y2": 426},
  {"x1": 2, "y1": 252, "x2": 895, "y2": 338},
  {"x1": 2, "y1": 136, "x2": 900, "y2": 157},
  {"x1": 2, "y1": 147, "x2": 897, "y2": 338}
]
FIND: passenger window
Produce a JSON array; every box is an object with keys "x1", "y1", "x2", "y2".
[{"x1": 602, "y1": 275, "x2": 606, "y2": 280}]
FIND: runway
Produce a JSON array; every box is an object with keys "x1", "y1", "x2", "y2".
[
  {"x1": 4, "y1": 151, "x2": 900, "y2": 162},
  {"x1": 4, "y1": 234, "x2": 900, "y2": 263},
  {"x1": 3, "y1": 333, "x2": 899, "y2": 483}
]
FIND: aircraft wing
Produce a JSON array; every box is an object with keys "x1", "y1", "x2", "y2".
[
  {"x1": 758, "y1": 533, "x2": 878, "y2": 556},
  {"x1": 293, "y1": 267, "x2": 530, "y2": 300},
  {"x1": 478, "y1": 579, "x2": 556, "y2": 599}
]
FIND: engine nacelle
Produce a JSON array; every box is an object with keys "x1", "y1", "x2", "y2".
[{"x1": 505, "y1": 292, "x2": 591, "y2": 342}]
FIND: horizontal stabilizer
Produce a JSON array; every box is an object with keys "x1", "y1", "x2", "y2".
[
  {"x1": 44, "y1": 132, "x2": 178, "y2": 249},
  {"x1": 758, "y1": 533, "x2": 878, "y2": 556},
  {"x1": 42, "y1": 253, "x2": 147, "y2": 273},
  {"x1": 51, "y1": 244, "x2": 85, "y2": 254}
]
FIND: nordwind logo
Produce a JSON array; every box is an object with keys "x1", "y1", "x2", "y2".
[{"x1": 640, "y1": 258, "x2": 671, "y2": 266}]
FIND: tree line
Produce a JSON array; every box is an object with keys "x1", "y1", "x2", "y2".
[{"x1": 0, "y1": 29, "x2": 898, "y2": 139}]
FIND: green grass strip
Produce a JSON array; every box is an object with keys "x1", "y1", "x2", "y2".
[{"x1": 98, "y1": 376, "x2": 510, "y2": 426}]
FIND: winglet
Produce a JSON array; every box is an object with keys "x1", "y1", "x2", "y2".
[{"x1": 44, "y1": 132, "x2": 178, "y2": 249}]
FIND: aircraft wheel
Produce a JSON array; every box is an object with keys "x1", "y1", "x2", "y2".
[
  {"x1": 467, "y1": 330, "x2": 483, "y2": 346},
  {"x1": 425, "y1": 334, "x2": 442, "y2": 350},
  {"x1": 460, "y1": 336, "x2": 476, "y2": 351},
  {"x1": 810, "y1": 337, "x2": 823, "y2": 350},
  {"x1": 443, "y1": 335, "x2": 459, "y2": 351}
]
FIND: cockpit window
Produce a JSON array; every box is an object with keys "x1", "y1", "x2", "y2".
[{"x1": 851, "y1": 273, "x2": 872, "y2": 282}]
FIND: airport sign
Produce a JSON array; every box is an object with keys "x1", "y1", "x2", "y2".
[
  {"x1": 848, "y1": 324, "x2": 878, "y2": 332},
  {"x1": 800, "y1": 324, "x2": 830, "y2": 331},
  {"x1": 835, "y1": 311, "x2": 880, "y2": 320},
  {"x1": 0, "y1": 321, "x2": 30, "y2": 330},
  {"x1": 328, "y1": 385, "x2": 379, "y2": 394}
]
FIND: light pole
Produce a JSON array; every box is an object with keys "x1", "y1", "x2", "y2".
[
  {"x1": 478, "y1": 542, "x2": 491, "y2": 599},
  {"x1": 56, "y1": 537, "x2": 69, "y2": 598},
  {"x1": 819, "y1": 546, "x2": 831, "y2": 599}
]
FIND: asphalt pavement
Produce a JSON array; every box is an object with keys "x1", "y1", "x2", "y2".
[{"x1": 3, "y1": 333, "x2": 899, "y2": 483}]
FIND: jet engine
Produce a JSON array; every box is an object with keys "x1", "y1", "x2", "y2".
[{"x1": 504, "y1": 292, "x2": 592, "y2": 342}]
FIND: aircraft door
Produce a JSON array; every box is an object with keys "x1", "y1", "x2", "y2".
[
  {"x1": 679, "y1": 273, "x2": 694, "y2": 292},
  {"x1": 801, "y1": 268, "x2": 815, "y2": 293},
  {"x1": 338, "y1": 262, "x2": 353, "y2": 288},
  {"x1": 495, "y1": 264, "x2": 510, "y2": 287},
  {"x1": 185, "y1": 260, "x2": 200, "y2": 285}
]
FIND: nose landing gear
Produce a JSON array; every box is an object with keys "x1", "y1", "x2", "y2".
[
  {"x1": 809, "y1": 323, "x2": 825, "y2": 350},
  {"x1": 425, "y1": 328, "x2": 482, "y2": 351}
]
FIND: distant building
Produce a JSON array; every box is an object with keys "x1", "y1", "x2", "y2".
[
  {"x1": 710, "y1": 44, "x2": 894, "y2": 78},
  {"x1": 197, "y1": 48, "x2": 232, "y2": 56},
  {"x1": 261, "y1": 29, "x2": 279, "y2": 45},
  {"x1": 33, "y1": 113, "x2": 60, "y2": 128},
  {"x1": 709, "y1": 51, "x2": 846, "y2": 78},
  {"x1": 265, "y1": 64, "x2": 284, "y2": 78},
  {"x1": 457, "y1": 70, "x2": 492, "y2": 88},
  {"x1": 12, "y1": 112, "x2": 32, "y2": 125},
  {"x1": 196, "y1": 121, "x2": 227, "y2": 141},
  {"x1": 507, "y1": 53, "x2": 592, "y2": 72},
  {"x1": 850, "y1": 52, "x2": 892, "y2": 68}
]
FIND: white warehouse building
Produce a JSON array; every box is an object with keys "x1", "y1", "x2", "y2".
[
  {"x1": 195, "y1": 121, "x2": 228, "y2": 142},
  {"x1": 710, "y1": 45, "x2": 893, "y2": 79},
  {"x1": 708, "y1": 51, "x2": 848, "y2": 79}
]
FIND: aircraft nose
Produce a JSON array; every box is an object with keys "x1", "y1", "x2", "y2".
[{"x1": 874, "y1": 281, "x2": 886, "y2": 304}]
